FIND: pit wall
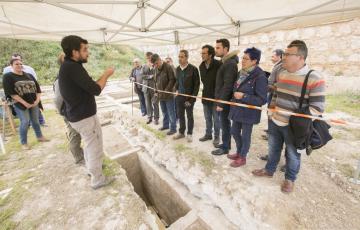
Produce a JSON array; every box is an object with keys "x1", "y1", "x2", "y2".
[{"x1": 141, "y1": 18, "x2": 360, "y2": 78}]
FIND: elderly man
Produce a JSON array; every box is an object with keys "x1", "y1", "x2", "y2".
[
  {"x1": 151, "y1": 54, "x2": 177, "y2": 135},
  {"x1": 130, "y1": 58, "x2": 147, "y2": 116},
  {"x1": 59, "y1": 35, "x2": 115, "y2": 190},
  {"x1": 173, "y1": 50, "x2": 200, "y2": 143},
  {"x1": 252, "y1": 40, "x2": 325, "y2": 193},
  {"x1": 141, "y1": 52, "x2": 159, "y2": 125}
]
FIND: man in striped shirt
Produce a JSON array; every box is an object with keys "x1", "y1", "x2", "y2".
[{"x1": 252, "y1": 40, "x2": 325, "y2": 193}]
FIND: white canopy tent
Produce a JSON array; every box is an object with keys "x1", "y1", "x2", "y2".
[{"x1": 0, "y1": 0, "x2": 359, "y2": 45}]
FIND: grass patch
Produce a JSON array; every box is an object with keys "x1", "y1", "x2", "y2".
[
  {"x1": 337, "y1": 163, "x2": 354, "y2": 178},
  {"x1": 103, "y1": 157, "x2": 117, "y2": 177},
  {"x1": 174, "y1": 144, "x2": 216, "y2": 175},
  {"x1": 326, "y1": 92, "x2": 360, "y2": 118},
  {"x1": 140, "y1": 123, "x2": 166, "y2": 140}
]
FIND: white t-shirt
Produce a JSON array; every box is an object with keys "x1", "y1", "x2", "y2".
[{"x1": 3, "y1": 65, "x2": 37, "y2": 79}]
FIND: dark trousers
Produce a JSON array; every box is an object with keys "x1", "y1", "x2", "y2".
[
  {"x1": 219, "y1": 105, "x2": 231, "y2": 150},
  {"x1": 137, "y1": 89, "x2": 147, "y2": 115},
  {"x1": 231, "y1": 121, "x2": 253, "y2": 157},
  {"x1": 176, "y1": 96, "x2": 194, "y2": 135}
]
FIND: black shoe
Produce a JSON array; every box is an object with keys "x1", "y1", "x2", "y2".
[
  {"x1": 211, "y1": 148, "x2": 229, "y2": 155},
  {"x1": 260, "y1": 155, "x2": 269, "y2": 161},
  {"x1": 213, "y1": 136, "x2": 220, "y2": 146},
  {"x1": 214, "y1": 143, "x2": 223, "y2": 149},
  {"x1": 146, "y1": 118, "x2": 152, "y2": 124},
  {"x1": 167, "y1": 130, "x2": 176, "y2": 135},
  {"x1": 159, "y1": 127, "x2": 169, "y2": 131},
  {"x1": 280, "y1": 164, "x2": 286, "y2": 172},
  {"x1": 199, "y1": 135, "x2": 212, "y2": 142}
]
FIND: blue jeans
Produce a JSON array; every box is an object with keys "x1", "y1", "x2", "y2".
[
  {"x1": 137, "y1": 90, "x2": 147, "y2": 115},
  {"x1": 14, "y1": 105, "x2": 43, "y2": 145},
  {"x1": 219, "y1": 105, "x2": 231, "y2": 150},
  {"x1": 231, "y1": 121, "x2": 253, "y2": 157},
  {"x1": 160, "y1": 99, "x2": 176, "y2": 132},
  {"x1": 265, "y1": 120, "x2": 301, "y2": 182},
  {"x1": 203, "y1": 103, "x2": 220, "y2": 137}
]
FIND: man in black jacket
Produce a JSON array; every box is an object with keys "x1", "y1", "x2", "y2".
[
  {"x1": 59, "y1": 35, "x2": 115, "y2": 190},
  {"x1": 199, "y1": 45, "x2": 222, "y2": 146},
  {"x1": 173, "y1": 50, "x2": 200, "y2": 142},
  {"x1": 211, "y1": 39, "x2": 239, "y2": 155}
]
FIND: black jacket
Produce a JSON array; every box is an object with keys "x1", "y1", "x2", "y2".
[
  {"x1": 59, "y1": 57, "x2": 101, "y2": 122},
  {"x1": 199, "y1": 59, "x2": 222, "y2": 105},
  {"x1": 175, "y1": 63, "x2": 200, "y2": 103},
  {"x1": 215, "y1": 51, "x2": 239, "y2": 108}
]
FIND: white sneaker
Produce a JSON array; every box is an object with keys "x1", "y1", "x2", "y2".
[{"x1": 187, "y1": 135, "x2": 193, "y2": 143}]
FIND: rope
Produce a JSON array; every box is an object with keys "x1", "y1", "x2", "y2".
[{"x1": 131, "y1": 81, "x2": 348, "y2": 126}]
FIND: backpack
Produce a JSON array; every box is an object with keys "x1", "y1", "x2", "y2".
[{"x1": 289, "y1": 70, "x2": 332, "y2": 155}]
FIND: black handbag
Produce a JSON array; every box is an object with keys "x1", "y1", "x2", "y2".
[{"x1": 289, "y1": 70, "x2": 332, "y2": 155}]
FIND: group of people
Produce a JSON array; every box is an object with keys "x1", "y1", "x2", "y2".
[
  {"x1": 129, "y1": 38, "x2": 325, "y2": 193},
  {"x1": 2, "y1": 35, "x2": 325, "y2": 193}
]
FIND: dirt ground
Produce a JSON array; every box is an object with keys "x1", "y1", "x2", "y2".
[{"x1": 1, "y1": 80, "x2": 360, "y2": 229}]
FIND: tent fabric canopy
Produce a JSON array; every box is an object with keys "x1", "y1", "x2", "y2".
[{"x1": 0, "y1": 0, "x2": 359, "y2": 45}]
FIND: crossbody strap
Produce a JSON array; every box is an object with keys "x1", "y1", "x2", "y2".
[{"x1": 298, "y1": 69, "x2": 314, "y2": 109}]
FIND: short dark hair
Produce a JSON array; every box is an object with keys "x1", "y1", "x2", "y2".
[
  {"x1": 216, "y1": 38, "x2": 230, "y2": 51},
  {"x1": 150, "y1": 53, "x2": 160, "y2": 64},
  {"x1": 273, "y1": 49, "x2": 284, "y2": 58},
  {"x1": 179, "y1": 49, "x2": 189, "y2": 58},
  {"x1": 244, "y1": 47, "x2": 261, "y2": 64},
  {"x1": 288, "y1": 40, "x2": 308, "y2": 60},
  {"x1": 10, "y1": 58, "x2": 21, "y2": 65},
  {"x1": 146, "y1": 51, "x2": 153, "y2": 57},
  {"x1": 61, "y1": 35, "x2": 88, "y2": 58},
  {"x1": 202, "y1": 45, "x2": 215, "y2": 58}
]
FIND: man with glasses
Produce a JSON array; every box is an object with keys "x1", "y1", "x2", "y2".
[
  {"x1": 198, "y1": 45, "x2": 222, "y2": 146},
  {"x1": 252, "y1": 40, "x2": 326, "y2": 193}
]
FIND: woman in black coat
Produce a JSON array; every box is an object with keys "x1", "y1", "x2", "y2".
[{"x1": 228, "y1": 47, "x2": 268, "y2": 167}]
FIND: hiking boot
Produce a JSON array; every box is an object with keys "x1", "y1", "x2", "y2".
[
  {"x1": 38, "y1": 136, "x2": 50, "y2": 142},
  {"x1": 146, "y1": 118, "x2": 152, "y2": 124},
  {"x1": 91, "y1": 176, "x2": 115, "y2": 190},
  {"x1": 211, "y1": 148, "x2": 229, "y2": 156},
  {"x1": 199, "y1": 135, "x2": 212, "y2": 142},
  {"x1": 227, "y1": 153, "x2": 240, "y2": 160},
  {"x1": 159, "y1": 127, "x2": 169, "y2": 131},
  {"x1": 167, "y1": 130, "x2": 176, "y2": 136},
  {"x1": 281, "y1": 179, "x2": 294, "y2": 193},
  {"x1": 173, "y1": 133, "x2": 185, "y2": 140},
  {"x1": 213, "y1": 136, "x2": 220, "y2": 146},
  {"x1": 187, "y1": 134, "x2": 193, "y2": 143},
  {"x1": 252, "y1": 168, "x2": 274, "y2": 178},
  {"x1": 230, "y1": 156, "x2": 246, "y2": 167}
]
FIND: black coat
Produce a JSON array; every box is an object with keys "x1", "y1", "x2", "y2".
[
  {"x1": 215, "y1": 51, "x2": 239, "y2": 108},
  {"x1": 175, "y1": 64, "x2": 200, "y2": 103},
  {"x1": 199, "y1": 59, "x2": 222, "y2": 105},
  {"x1": 228, "y1": 66, "x2": 268, "y2": 124}
]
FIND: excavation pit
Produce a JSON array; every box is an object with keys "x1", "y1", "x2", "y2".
[{"x1": 116, "y1": 152, "x2": 191, "y2": 228}]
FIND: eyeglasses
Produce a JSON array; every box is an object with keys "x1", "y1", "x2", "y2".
[{"x1": 283, "y1": 53, "x2": 300, "y2": 57}]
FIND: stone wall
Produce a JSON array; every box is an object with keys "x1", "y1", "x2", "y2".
[{"x1": 141, "y1": 18, "x2": 360, "y2": 78}]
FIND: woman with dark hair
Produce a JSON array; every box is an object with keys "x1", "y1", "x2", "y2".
[
  {"x1": 227, "y1": 47, "x2": 268, "y2": 167},
  {"x1": 2, "y1": 58, "x2": 49, "y2": 150}
]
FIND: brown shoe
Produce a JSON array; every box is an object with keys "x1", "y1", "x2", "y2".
[
  {"x1": 281, "y1": 179, "x2": 294, "y2": 193},
  {"x1": 252, "y1": 168, "x2": 273, "y2": 178},
  {"x1": 38, "y1": 137, "x2": 50, "y2": 142},
  {"x1": 227, "y1": 153, "x2": 239, "y2": 160}
]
